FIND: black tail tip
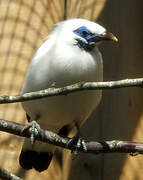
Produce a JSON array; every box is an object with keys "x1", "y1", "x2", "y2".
[{"x1": 19, "y1": 150, "x2": 53, "y2": 172}]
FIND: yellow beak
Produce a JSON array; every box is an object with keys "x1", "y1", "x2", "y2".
[{"x1": 104, "y1": 32, "x2": 118, "y2": 42}]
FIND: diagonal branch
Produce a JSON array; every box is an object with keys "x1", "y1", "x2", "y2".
[
  {"x1": 0, "y1": 77, "x2": 142, "y2": 104},
  {"x1": 0, "y1": 167, "x2": 22, "y2": 180},
  {"x1": 0, "y1": 118, "x2": 143, "y2": 155}
]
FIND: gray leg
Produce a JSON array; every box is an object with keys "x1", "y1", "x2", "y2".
[
  {"x1": 68, "y1": 121, "x2": 87, "y2": 156},
  {"x1": 21, "y1": 115, "x2": 41, "y2": 146}
]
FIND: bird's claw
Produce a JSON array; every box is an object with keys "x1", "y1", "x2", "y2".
[
  {"x1": 30, "y1": 121, "x2": 41, "y2": 145},
  {"x1": 68, "y1": 135, "x2": 87, "y2": 158},
  {"x1": 21, "y1": 120, "x2": 41, "y2": 146}
]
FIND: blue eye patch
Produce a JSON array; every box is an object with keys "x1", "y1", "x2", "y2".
[
  {"x1": 73, "y1": 26, "x2": 94, "y2": 41},
  {"x1": 73, "y1": 26, "x2": 104, "y2": 51},
  {"x1": 73, "y1": 26, "x2": 102, "y2": 44}
]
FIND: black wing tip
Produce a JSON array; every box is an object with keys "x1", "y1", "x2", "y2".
[{"x1": 19, "y1": 150, "x2": 53, "y2": 172}]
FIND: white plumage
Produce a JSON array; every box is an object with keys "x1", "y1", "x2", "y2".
[{"x1": 19, "y1": 18, "x2": 117, "y2": 172}]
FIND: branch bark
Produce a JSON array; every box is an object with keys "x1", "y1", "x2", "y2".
[
  {"x1": 0, "y1": 78, "x2": 142, "y2": 179},
  {"x1": 0, "y1": 167, "x2": 22, "y2": 180},
  {"x1": 0, "y1": 78, "x2": 142, "y2": 104},
  {"x1": 0, "y1": 118, "x2": 143, "y2": 155}
]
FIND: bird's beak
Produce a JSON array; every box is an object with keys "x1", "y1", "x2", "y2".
[{"x1": 103, "y1": 32, "x2": 118, "y2": 42}]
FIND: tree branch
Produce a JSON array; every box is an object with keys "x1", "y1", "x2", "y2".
[
  {"x1": 0, "y1": 77, "x2": 142, "y2": 104},
  {"x1": 0, "y1": 167, "x2": 22, "y2": 180},
  {"x1": 0, "y1": 118, "x2": 143, "y2": 155},
  {"x1": 0, "y1": 78, "x2": 142, "y2": 178}
]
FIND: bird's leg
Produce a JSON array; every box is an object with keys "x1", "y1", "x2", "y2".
[
  {"x1": 29, "y1": 119, "x2": 41, "y2": 146},
  {"x1": 68, "y1": 121, "x2": 87, "y2": 157},
  {"x1": 21, "y1": 115, "x2": 41, "y2": 146}
]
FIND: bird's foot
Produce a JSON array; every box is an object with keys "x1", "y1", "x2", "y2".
[
  {"x1": 68, "y1": 121, "x2": 87, "y2": 157},
  {"x1": 68, "y1": 134, "x2": 87, "y2": 158},
  {"x1": 21, "y1": 120, "x2": 41, "y2": 146}
]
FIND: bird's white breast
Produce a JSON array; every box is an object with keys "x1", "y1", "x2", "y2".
[{"x1": 22, "y1": 40, "x2": 103, "y2": 132}]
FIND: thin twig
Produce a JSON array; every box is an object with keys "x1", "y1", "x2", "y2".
[
  {"x1": 0, "y1": 78, "x2": 142, "y2": 104},
  {"x1": 0, "y1": 167, "x2": 22, "y2": 180},
  {"x1": 0, "y1": 119, "x2": 143, "y2": 155}
]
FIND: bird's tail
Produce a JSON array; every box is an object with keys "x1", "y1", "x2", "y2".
[
  {"x1": 19, "y1": 138, "x2": 53, "y2": 172},
  {"x1": 19, "y1": 150, "x2": 53, "y2": 172}
]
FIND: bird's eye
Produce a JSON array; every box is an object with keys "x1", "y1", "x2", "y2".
[{"x1": 82, "y1": 30, "x2": 88, "y2": 36}]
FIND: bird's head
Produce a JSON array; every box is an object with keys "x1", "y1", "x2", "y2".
[{"x1": 53, "y1": 19, "x2": 118, "y2": 51}]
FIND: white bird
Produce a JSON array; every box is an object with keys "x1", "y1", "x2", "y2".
[{"x1": 19, "y1": 18, "x2": 117, "y2": 172}]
